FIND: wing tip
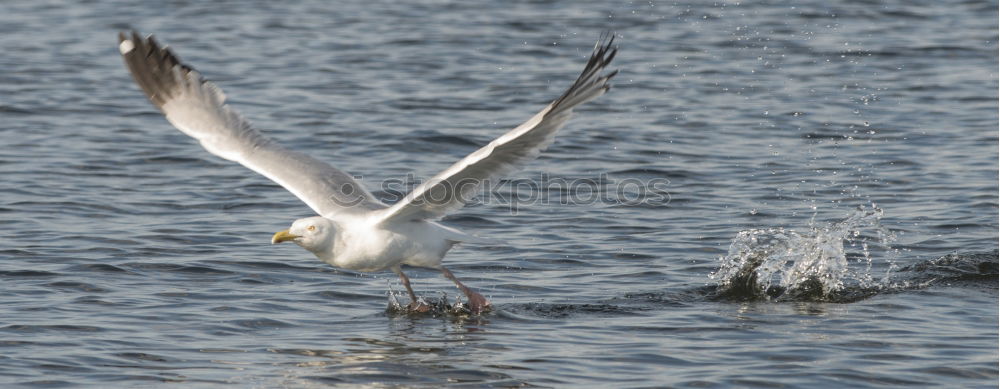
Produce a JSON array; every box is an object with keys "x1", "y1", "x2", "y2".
[
  {"x1": 117, "y1": 30, "x2": 140, "y2": 54},
  {"x1": 119, "y1": 30, "x2": 202, "y2": 108},
  {"x1": 548, "y1": 32, "x2": 620, "y2": 112},
  {"x1": 118, "y1": 38, "x2": 135, "y2": 54},
  {"x1": 594, "y1": 31, "x2": 619, "y2": 72}
]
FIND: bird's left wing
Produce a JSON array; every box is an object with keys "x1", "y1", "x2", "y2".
[
  {"x1": 376, "y1": 34, "x2": 618, "y2": 225},
  {"x1": 118, "y1": 31, "x2": 384, "y2": 218}
]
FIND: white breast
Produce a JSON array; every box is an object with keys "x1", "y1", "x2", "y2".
[{"x1": 328, "y1": 220, "x2": 451, "y2": 272}]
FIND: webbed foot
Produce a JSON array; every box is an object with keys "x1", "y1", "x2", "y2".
[{"x1": 463, "y1": 290, "x2": 491, "y2": 314}]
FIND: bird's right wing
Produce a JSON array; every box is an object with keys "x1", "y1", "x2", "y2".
[
  {"x1": 118, "y1": 31, "x2": 384, "y2": 218},
  {"x1": 376, "y1": 34, "x2": 618, "y2": 225}
]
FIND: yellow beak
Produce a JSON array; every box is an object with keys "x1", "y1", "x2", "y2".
[{"x1": 271, "y1": 229, "x2": 299, "y2": 244}]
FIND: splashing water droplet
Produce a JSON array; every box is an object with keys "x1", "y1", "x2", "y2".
[{"x1": 709, "y1": 205, "x2": 894, "y2": 302}]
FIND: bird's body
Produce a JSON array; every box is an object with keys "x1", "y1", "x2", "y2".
[
  {"x1": 119, "y1": 31, "x2": 618, "y2": 313},
  {"x1": 328, "y1": 217, "x2": 456, "y2": 272}
]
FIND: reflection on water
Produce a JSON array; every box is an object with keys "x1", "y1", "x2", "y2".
[{"x1": 264, "y1": 320, "x2": 515, "y2": 387}]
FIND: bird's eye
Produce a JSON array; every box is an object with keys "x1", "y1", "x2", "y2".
[{"x1": 307, "y1": 225, "x2": 316, "y2": 232}]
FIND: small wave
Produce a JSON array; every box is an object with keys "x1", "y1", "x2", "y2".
[
  {"x1": 46, "y1": 281, "x2": 110, "y2": 293},
  {"x1": 114, "y1": 352, "x2": 173, "y2": 363},
  {"x1": 124, "y1": 262, "x2": 236, "y2": 276},
  {"x1": 227, "y1": 318, "x2": 294, "y2": 330},
  {"x1": 893, "y1": 250, "x2": 999, "y2": 286},
  {"x1": 415, "y1": 134, "x2": 481, "y2": 147},
  {"x1": 0, "y1": 324, "x2": 104, "y2": 333},
  {"x1": 0, "y1": 270, "x2": 60, "y2": 277},
  {"x1": 441, "y1": 214, "x2": 502, "y2": 226},
  {"x1": 0, "y1": 104, "x2": 34, "y2": 115},
  {"x1": 389, "y1": 98, "x2": 500, "y2": 113},
  {"x1": 509, "y1": 302, "x2": 644, "y2": 318},
  {"x1": 67, "y1": 263, "x2": 132, "y2": 274}
]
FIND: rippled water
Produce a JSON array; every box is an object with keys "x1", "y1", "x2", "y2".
[{"x1": 2, "y1": 0, "x2": 997, "y2": 387}]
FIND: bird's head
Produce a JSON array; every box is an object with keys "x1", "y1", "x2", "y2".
[{"x1": 271, "y1": 216, "x2": 336, "y2": 254}]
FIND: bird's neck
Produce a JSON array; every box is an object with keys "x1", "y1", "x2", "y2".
[{"x1": 301, "y1": 236, "x2": 336, "y2": 263}]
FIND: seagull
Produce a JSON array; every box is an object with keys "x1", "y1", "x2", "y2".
[{"x1": 118, "y1": 31, "x2": 618, "y2": 314}]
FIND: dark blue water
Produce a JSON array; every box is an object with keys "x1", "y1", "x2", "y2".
[{"x1": 1, "y1": 0, "x2": 997, "y2": 387}]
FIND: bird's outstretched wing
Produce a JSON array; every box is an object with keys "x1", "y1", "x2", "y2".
[
  {"x1": 119, "y1": 31, "x2": 384, "y2": 218},
  {"x1": 376, "y1": 34, "x2": 618, "y2": 225}
]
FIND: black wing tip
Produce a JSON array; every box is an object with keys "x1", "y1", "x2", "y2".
[
  {"x1": 598, "y1": 30, "x2": 617, "y2": 49},
  {"x1": 594, "y1": 31, "x2": 618, "y2": 69},
  {"x1": 118, "y1": 30, "x2": 200, "y2": 108},
  {"x1": 118, "y1": 30, "x2": 153, "y2": 49},
  {"x1": 549, "y1": 32, "x2": 620, "y2": 109},
  {"x1": 576, "y1": 32, "x2": 619, "y2": 84},
  {"x1": 593, "y1": 32, "x2": 620, "y2": 81},
  {"x1": 605, "y1": 68, "x2": 620, "y2": 83}
]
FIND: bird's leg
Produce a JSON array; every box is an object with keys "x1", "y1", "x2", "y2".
[
  {"x1": 440, "y1": 267, "x2": 491, "y2": 313},
  {"x1": 392, "y1": 266, "x2": 429, "y2": 312}
]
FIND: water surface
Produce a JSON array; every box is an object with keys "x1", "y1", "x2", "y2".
[{"x1": 1, "y1": 0, "x2": 997, "y2": 387}]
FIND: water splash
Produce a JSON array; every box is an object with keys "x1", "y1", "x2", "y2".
[
  {"x1": 386, "y1": 286, "x2": 485, "y2": 317},
  {"x1": 710, "y1": 205, "x2": 896, "y2": 302}
]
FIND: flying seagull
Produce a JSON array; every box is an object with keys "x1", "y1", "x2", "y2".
[{"x1": 118, "y1": 31, "x2": 618, "y2": 314}]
